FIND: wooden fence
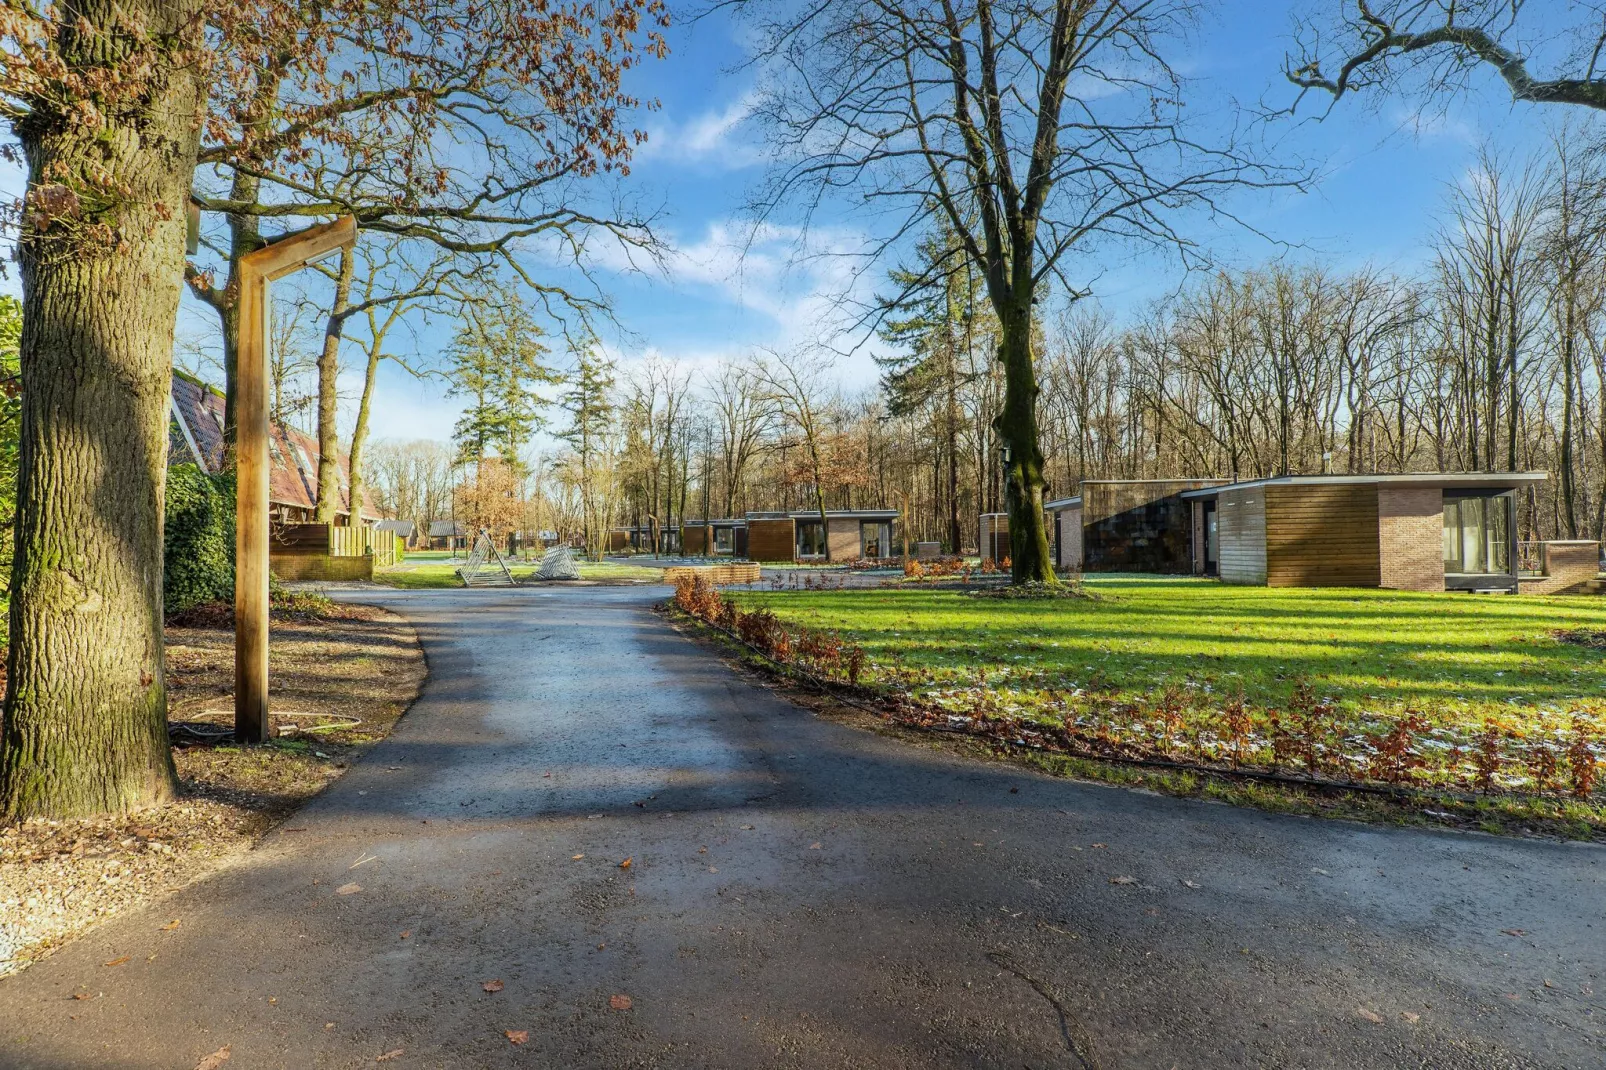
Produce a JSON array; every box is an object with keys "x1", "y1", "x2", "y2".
[
  {"x1": 329, "y1": 523, "x2": 404, "y2": 566},
  {"x1": 272, "y1": 522, "x2": 403, "y2": 582},
  {"x1": 662, "y1": 562, "x2": 762, "y2": 586}
]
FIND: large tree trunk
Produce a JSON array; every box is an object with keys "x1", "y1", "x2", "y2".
[
  {"x1": 995, "y1": 298, "x2": 1055, "y2": 585},
  {"x1": 1, "y1": 0, "x2": 204, "y2": 819},
  {"x1": 946, "y1": 357, "x2": 962, "y2": 552},
  {"x1": 347, "y1": 348, "x2": 383, "y2": 536},
  {"x1": 315, "y1": 249, "x2": 355, "y2": 523}
]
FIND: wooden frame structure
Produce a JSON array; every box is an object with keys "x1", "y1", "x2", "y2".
[{"x1": 235, "y1": 217, "x2": 358, "y2": 742}]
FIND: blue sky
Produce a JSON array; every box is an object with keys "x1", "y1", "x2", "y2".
[{"x1": 8, "y1": 4, "x2": 1588, "y2": 451}]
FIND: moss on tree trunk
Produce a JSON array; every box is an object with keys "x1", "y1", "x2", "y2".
[
  {"x1": 0, "y1": 0, "x2": 205, "y2": 819},
  {"x1": 995, "y1": 300, "x2": 1056, "y2": 585}
]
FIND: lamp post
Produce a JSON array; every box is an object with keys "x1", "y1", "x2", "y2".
[{"x1": 235, "y1": 216, "x2": 359, "y2": 742}]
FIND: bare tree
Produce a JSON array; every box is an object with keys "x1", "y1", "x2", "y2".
[
  {"x1": 1289, "y1": 2, "x2": 1606, "y2": 111},
  {"x1": 705, "y1": 360, "x2": 773, "y2": 518},
  {"x1": 732, "y1": 0, "x2": 1289, "y2": 582},
  {"x1": 755, "y1": 347, "x2": 837, "y2": 561}
]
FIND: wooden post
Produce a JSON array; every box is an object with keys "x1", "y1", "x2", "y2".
[{"x1": 235, "y1": 217, "x2": 358, "y2": 742}]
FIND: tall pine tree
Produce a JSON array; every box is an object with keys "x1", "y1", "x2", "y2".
[
  {"x1": 877, "y1": 221, "x2": 983, "y2": 551},
  {"x1": 447, "y1": 290, "x2": 557, "y2": 467},
  {"x1": 558, "y1": 338, "x2": 617, "y2": 558}
]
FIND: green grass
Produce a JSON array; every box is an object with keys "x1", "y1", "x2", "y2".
[
  {"x1": 704, "y1": 577, "x2": 1606, "y2": 834},
  {"x1": 730, "y1": 576, "x2": 1606, "y2": 730},
  {"x1": 373, "y1": 559, "x2": 664, "y2": 589}
]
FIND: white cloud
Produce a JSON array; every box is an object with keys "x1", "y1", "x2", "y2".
[{"x1": 638, "y1": 90, "x2": 766, "y2": 169}]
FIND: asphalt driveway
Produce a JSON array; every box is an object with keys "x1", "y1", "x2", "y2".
[{"x1": 0, "y1": 586, "x2": 1600, "y2": 1069}]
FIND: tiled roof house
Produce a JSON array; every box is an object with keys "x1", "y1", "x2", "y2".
[{"x1": 168, "y1": 370, "x2": 378, "y2": 525}]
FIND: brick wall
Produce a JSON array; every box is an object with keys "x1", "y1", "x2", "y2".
[
  {"x1": 1378, "y1": 487, "x2": 1444, "y2": 592},
  {"x1": 1519, "y1": 541, "x2": 1601, "y2": 595},
  {"x1": 827, "y1": 517, "x2": 860, "y2": 560}
]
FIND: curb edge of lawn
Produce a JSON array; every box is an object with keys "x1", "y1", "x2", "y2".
[{"x1": 655, "y1": 601, "x2": 1606, "y2": 845}]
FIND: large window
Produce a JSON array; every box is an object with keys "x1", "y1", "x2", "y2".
[
  {"x1": 1443, "y1": 493, "x2": 1512, "y2": 575},
  {"x1": 861, "y1": 521, "x2": 885, "y2": 558},
  {"x1": 714, "y1": 526, "x2": 734, "y2": 554},
  {"x1": 797, "y1": 521, "x2": 826, "y2": 557}
]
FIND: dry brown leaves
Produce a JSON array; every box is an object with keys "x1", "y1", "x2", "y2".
[
  {"x1": 193, "y1": 1047, "x2": 231, "y2": 1070},
  {"x1": 0, "y1": 608, "x2": 424, "y2": 979}
]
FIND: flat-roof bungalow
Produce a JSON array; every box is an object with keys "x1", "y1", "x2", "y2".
[
  {"x1": 677, "y1": 509, "x2": 899, "y2": 562},
  {"x1": 1044, "y1": 478, "x2": 1228, "y2": 573},
  {"x1": 607, "y1": 524, "x2": 682, "y2": 554},
  {"x1": 680, "y1": 518, "x2": 749, "y2": 557},
  {"x1": 745, "y1": 509, "x2": 899, "y2": 562},
  {"x1": 1180, "y1": 473, "x2": 1549, "y2": 592}
]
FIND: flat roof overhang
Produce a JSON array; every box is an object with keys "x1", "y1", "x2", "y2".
[
  {"x1": 1181, "y1": 472, "x2": 1548, "y2": 500},
  {"x1": 1044, "y1": 496, "x2": 1082, "y2": 510},
  {"x1": 745, "y1": 510, "x2": 900, "y2": 520}
]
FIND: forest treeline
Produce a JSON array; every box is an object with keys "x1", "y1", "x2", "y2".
[{"x1": 366, "y1": 139, "x2": 1606, "y2": 552}]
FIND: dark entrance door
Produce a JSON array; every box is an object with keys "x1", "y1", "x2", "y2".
[{"x1": 1203, "y1": 501, "x2": 1218, "y2": 575}]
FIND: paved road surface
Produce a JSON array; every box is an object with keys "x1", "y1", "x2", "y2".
[{"x1": 1, "y1": 587, "x2": 1601, "y2": 1069}]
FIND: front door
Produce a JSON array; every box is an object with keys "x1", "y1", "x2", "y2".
[{"x1": 1203, "y1": 501, "x2": 1218, "y2": 575}]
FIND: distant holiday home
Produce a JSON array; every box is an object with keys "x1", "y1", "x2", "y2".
[
  {"x1": 671, "y1": 509, "x2": 900, "y2": 563},
  {"x1": 1044, "y1": 479, "x2": 1228, "y2": 573},
  {"x1": 1178, "y1": 473, "x2": 1567, "y2": 593},
  {"x1": 1036, "y1": 471, "x2": 1599, "y2": 595}
]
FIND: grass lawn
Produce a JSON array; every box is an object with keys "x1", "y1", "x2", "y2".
[
  {"x1": 374, "y1": 558, "x2": 664, "y2": 588},
  {"x1": 713, "y1": 576, "x2": 1606, "y2": 834},
  {"x1": 731, "y1": 576, "x2": 1606, "y2": 727}
]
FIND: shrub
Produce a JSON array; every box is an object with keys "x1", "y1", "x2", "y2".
[
  {"x1": 164, "y1": 464, "x2": 235, "y2": 616},
  {"x1": 1569, "y1": 716, "x2": 1598, "y2": 799}
]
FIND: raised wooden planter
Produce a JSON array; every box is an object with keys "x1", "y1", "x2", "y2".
[{"x1": 662, "y1": 562, "x2": 762, "y2": 586}]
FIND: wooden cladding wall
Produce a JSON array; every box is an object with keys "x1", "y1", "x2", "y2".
[
  {"x1": 1216, "y1": 487, "x2": 1267, "y2": 585},
  {"x1": 681, "y1": 524, "x2": 710, "y2": 556},
  {"x1": 747, "y1": 518, "x2": 796, "y2": 562},
  {"x1": 1265, "y1": 484, "x2": 1380, "y2": 587}
]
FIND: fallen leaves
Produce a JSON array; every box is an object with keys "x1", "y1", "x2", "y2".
[
  {"x1": 376, "y1": 1050, "x2": 404, "y2": 1063},
  {"x1": 399, "y1": 930, "x2": 410, "y2": 940},
  {"x1": 1401, "y1": 1011, "x2": 1421, "y2": 1023},
  {"x1": 193, "y1": 1046, "x2": 231, "y2": 1070},
  {"x1": 335, "y1": 882, "x2": 362, "y2": 896},
  {"x1": 618, "y1": 857, "x2": 632, "y2": 870},
  {"x1": 609, "y1": 994, "x2": 633, "y2": 1011},
  {"x1": 1181, "y1": 880, "x2": 1201, "y2": 889},
  {"x1": 71, "y1": 991, "x2": 96, "y2": 1001},
  {"x1": 505, "y1": 1030, "x2": 529, "y2": 1045},
  {"x1": 1109, "y1": 876, "x2": 1138, "y2": 886},
  {"x1": 160, "y1": 919, "x2": 181, "y2": 932},
  {"x1": 1356, "y1": 1008, "x2": 1384, "y2": 1024},
  {"x1": 1500, "y1": 928, "x2": 1527, "y2": 937},
  {"x1": 808, "y1": 842, "x2": 821, "y2": 850},
  {"x1": 482, "y1": 979, "x2": 504, "y2": 993},
  {"x1": 571, "y1": 854, "x2": 584, "y2": 860},
  {"x1": 103, "y1": 955, "x2": 130, "y2": 967}
]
